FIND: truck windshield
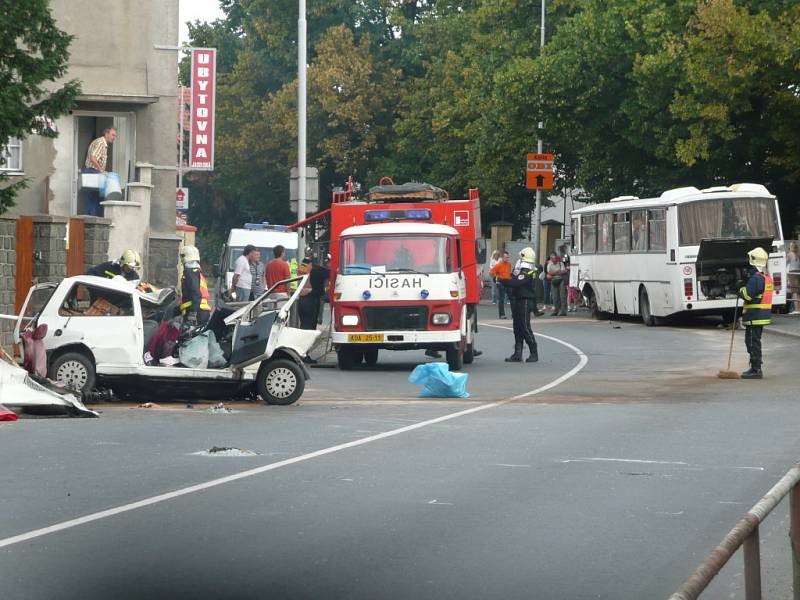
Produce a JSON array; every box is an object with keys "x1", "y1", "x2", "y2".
[
  {"x1": 679, "y1": 197, "x2": 780, "y2": 246},
  {"x1": 341, "y1": 235, "x2": 451, "y2": 274}
]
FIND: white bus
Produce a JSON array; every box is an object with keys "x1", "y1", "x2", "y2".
[{"x1": 569, "y1": 183, "x2": 787, "y2": 325}]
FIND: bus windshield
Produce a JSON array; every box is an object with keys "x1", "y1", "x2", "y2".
[
  {"x1": 341, "y1": 235, "x2": 452, "y2": 274},
  {"x1": 679, "y1": 197, "x2": 779, "y2": 246}
]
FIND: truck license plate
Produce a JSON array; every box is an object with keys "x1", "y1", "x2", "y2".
[{"x1": 348, "y1": 334, "x2": 384, "y2": 342}]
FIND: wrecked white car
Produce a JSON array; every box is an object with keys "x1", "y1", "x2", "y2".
[{"x1": 14, "y1": 274, "x2": 319, "y2": 405}]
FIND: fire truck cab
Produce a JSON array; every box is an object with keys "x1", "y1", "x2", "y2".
[{"x1": 328, "y1": 181, "x2": 485, "y2": 371}]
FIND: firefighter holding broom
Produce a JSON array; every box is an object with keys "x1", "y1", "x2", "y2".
[{"x1": 738, "y1": 247, "x2": 773, "y2": 379}]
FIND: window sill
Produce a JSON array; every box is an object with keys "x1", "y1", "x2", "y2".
[{"x1": 0, "y1": 170, "x2": 24, "y2": 177}]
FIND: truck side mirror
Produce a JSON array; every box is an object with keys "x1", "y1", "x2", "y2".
[{"x1": 476, "y1": 239, "x2": 487, "y2": 264}]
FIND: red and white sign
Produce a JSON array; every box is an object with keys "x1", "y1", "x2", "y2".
[
  {"x1": 189, "y1": 48, "x2": 217, "y2": 170},
  {"x1": 176, "y1": 187, "x2": 189, "y2": 210},
  {"x1": 453, "y1": 210, "x2": 470, "y2": 227}
]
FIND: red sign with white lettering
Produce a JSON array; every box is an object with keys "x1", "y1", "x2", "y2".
[{"x1": 189, "y1": 48, "x2": 217, "y2": 170}]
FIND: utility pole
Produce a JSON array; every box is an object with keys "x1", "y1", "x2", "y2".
[
  {"x1": 532, "y1": 0, "x2": 545, "y2": 262},
  {"x1": 297, "y1": 0, "x2": 307, "y2": 260}
]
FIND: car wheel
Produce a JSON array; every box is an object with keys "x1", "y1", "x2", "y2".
[
  {"x1": 337, "y1": 347, "x2": 355, "y2": 370},
  {"x1": 446, "y1": 342, "x2": 464, "y2": 371},
  {"x1": 256, "y1": 359, "x2": 305, "y2": 405},
  {"x1": 640, "y1": 288, "x2": 656, "y2": 327},
  {"x1": 362, "y1": 348, "x2": 379, "y2": 366},
  {"x1": 49, "y1": 351, "x2": 95, "y2": 393}
]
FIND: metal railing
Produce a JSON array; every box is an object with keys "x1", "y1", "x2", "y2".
[{"x1": 669, "y1": 463, "x2": 800, "y2": 600}]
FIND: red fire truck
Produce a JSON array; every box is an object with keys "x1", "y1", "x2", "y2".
[{"x1": 321, "y1": 179, "x2": 486, "y2": 370}]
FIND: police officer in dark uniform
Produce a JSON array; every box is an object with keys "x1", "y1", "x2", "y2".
[{"x1": 500, "y1": 247, "x2": 539, "y2": 363}]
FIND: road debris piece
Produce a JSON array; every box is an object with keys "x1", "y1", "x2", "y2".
[
  {"x1": 136, "y1": 402, "x2": 162, "y2": 409},
  {"x1": 192, "y1": 446, "x2": 258, "y2": 457},
  {"x1": 408, "y1": 362, "x2": 470, "y2": 398},
  {"x1": 0, "y1": 404, "x2": 18, "y2": 421},
  {"x1": 207, "y1": 402, "x2": 236, "y2": 414}
]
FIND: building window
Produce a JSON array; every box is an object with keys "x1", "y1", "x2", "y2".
[{"x1": 0, "y1": 137, "x2": 23, "y2": 173}]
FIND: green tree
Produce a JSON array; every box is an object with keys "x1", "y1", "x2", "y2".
[{"x1": 0, "y1": 0, "x2": 80, "y2": 213}]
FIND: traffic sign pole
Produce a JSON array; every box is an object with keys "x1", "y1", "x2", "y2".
[{"x1": 533, "y1": 0, "x2": 546, "y2": 263}]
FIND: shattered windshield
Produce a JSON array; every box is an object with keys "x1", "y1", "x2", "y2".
[
  {"x1": 679, "y1": 197, "x2": 780, "y2": 246},
  {"x1": 341, "y1": 235, "x2": 451, "y2": 274}
]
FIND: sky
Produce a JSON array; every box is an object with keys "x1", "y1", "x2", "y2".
[{"x1": 179, "y1": 0, "x2": 225, "y2": 45}]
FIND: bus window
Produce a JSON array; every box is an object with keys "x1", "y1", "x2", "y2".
[
  {"x1": 678, "y1": 197, "x2": 779, "y2": 246},
  {"x1": 631, "y1": 210, "x2": 647, "y2": 252},
  {"x1": 581, "y1": 215, "x2": 596, "y2": 253},
  {"x1": 613, "y1": 212, "x2": 630, "y2": 252},
  {"x1": 570, "y1": 218, "x2": 579, "y2": 252},
  {"x1": 598, "y1": 213, "x2": 612, "y2": 253},
  {"x1": 648, "y1": 209, "x2": 666, "y2": 252}
]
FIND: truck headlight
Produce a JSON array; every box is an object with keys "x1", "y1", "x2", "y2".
[
  {"x1": 432, "y1": 313, "x2": 451, "y2": 325},
  {"x1": 341, "y1": 314, "x2": 359, "y2": 326}
]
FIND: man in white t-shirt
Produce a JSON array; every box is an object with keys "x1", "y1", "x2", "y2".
[{"x1": 232, "y1": 245, "x2": 261, "y2": 302}]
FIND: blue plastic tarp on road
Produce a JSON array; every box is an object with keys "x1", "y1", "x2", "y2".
[{"x1": 408, "y1": 362, "x2": 470, "y2": 398}]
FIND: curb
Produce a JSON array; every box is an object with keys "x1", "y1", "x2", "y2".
[{"x1": 765, "y1": 328, "x2": 800, "y2": 340}]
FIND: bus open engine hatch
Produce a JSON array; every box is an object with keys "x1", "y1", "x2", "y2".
[{"x1": 696, "y1": 237, "x2": 773, "y2": 299}]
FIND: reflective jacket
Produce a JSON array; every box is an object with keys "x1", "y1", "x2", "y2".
[
  {"x1": 739, "y1": 270, "x2": 773, "y2": 326},
  {"x1": 87, "y1": 260, "x2": 139, "y2": 282},
  {"x1": 501, "y1": 266, "x2": 537, "y2": 299},
  {"x1": 180, "y1": 267, "x2": 211, "y2": 315}
]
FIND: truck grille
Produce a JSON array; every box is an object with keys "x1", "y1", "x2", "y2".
[{"x1": 364, "y1": 306, "x2": 429, "y2": 331}]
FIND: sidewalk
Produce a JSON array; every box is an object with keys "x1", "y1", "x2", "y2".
[{"x1": 768, "y1": 312, "x2": 800, "y2": 339}]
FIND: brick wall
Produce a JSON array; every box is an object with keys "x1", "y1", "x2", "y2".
[
  {"x1": 0, "y1": 217, "x2": 17, "y2": 349},
  {"x1": 31, "y1": 215, "x2": 68, "y2": 284},
  {"x1": 82, "y1": 216, "x2": 112, "y2": 271}
]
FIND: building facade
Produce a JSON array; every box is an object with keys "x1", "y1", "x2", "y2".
[{"x1": 2, "y1": 0, "x2": 181, "y2": 285}]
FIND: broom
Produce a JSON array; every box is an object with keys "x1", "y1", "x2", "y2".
[{"x1": 718, "y1": 296, "x2": 741, "y2": 379}]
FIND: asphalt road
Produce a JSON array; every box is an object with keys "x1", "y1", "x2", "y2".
[{"x1": 1, "y1": 307, "x2": 798, "y2": 599}]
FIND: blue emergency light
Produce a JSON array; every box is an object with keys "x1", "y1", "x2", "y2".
[
  {"x1": 244, "y1": 222, "x2": 290, "y2": 231},
  {"x1": 364, "y1": 209, "x2": 432, "y2": 222}
]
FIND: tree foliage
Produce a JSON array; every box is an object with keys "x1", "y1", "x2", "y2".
[
  {"x1": 186, "y1": 0, "x2": 800, "y2": 242},
  {"x1": 0, "y1": 0, "x2": 80, "y2": 213}
]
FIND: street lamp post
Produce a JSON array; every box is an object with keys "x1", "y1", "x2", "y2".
[
  {"x1": 532, "y1": 0, "x2": 545, "y2": 262},
  {"x1": 297, "y1": 0, "x2": 307, "y2": 260}
]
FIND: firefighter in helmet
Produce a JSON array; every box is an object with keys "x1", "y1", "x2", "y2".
[
  {"x1": 738, "y1": 247, "x2": 773, "y2": 379},
  {"x1": 179, "y1": 245, "x2": 211, "y2": 328},
  {"x1": 499, "y1": 247, "x2": 539, "y2": 363},
  {"x1": 87, "y1": 249, "x2": 141, "y2": 282}
]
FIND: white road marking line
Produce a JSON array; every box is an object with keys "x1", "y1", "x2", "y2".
[
  {"x1": 0, "y1": 328, "x2": 587, "y2": 550},
  {"x1": 427, "y1": 500, "x2": 454, "y2": 506},
  {"x1": 560, "y1": 457, "x2": 764, "y2": 471},
  {"x1": 493, "y1": 463, "x2": 532, "y2": 468}
]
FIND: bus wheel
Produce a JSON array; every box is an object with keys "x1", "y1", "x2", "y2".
[
  {"x1": 363, "y1": 348, "x2": 379, "y2": 366},
  {"x1": 640, "y1": 288, "x2": 656, "y2": 327},
  {"x1": 589, "y1": 292, "x2": 607, "y2": 320},
  {"x1": 446, "y1": 343, "x2": 464, "y2": 371}
]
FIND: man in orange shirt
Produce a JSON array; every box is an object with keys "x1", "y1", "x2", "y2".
[
  {"x1": 265, "y1": 245, "x2": 291, "y2": 296},
  {"x1": 489, "y1": 251, "x2": 512, "y2": 319}
]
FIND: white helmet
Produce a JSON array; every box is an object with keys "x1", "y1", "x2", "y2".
[
  {"x1": 747, "y1": 247, "x2": 768, "y2": 268},
  {"x1": 519, "y1": 247, "x2": 536, "y2": 264},
  {"x1": 180, "y1": 245, "x2": 200, "y2": 264},
  {"x1": 120, "y1": 249, "x2": 141, "y2": 269}
]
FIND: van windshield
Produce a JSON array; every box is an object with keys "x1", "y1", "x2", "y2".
[
  {"x1": 341, "y1": 235, "x2": 452, "y2": 274},
  {"x1": 679, "y1": 197, "x2": 780, "y2": 246},
  {"x1": 227, "y1": 247, "x2": 297, "y2": 270}
]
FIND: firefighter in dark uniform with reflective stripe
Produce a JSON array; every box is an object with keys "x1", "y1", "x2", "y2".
[
  {"x1": 86, "y1": 249, "x2": 141, "y2": 281},
  {"x1": 179, "y1": 245, "x2": 211, "y2": 328},
  {"x1": 500, "y1": 247, "x2": 539, "y2": 363},
  {"x1": 739, "y1": 247, "x2": 773, "y2": 379}
]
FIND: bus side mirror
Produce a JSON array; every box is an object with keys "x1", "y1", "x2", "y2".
[{"x1": 476, "y1": 239, "x2": 487, "y2": 264}]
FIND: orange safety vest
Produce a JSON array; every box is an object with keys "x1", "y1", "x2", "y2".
[{"x1": 741, "y1": 272, "x2": 773, "y2": 325}]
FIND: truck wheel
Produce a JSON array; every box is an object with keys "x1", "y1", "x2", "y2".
[
  {"x1": 337, "y1": 347, "x2": 355, "y2": 370},
  {"x1": 589, "y1": 291, "x2": 608, "y2": 321},
  {"x1": 363, "y1": 348, "x2": 379, "y2": 366},
  {"x1": 446, "y1": 343, "x2": 463, "y2": 371},
  {"x1": 256, "y1": 359, "x2": 305, "y2": 405},
  {"x1": 49, "y1": 351, "x2": 95, "y2": 393}
]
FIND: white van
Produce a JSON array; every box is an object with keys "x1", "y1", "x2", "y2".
[{"x1": 218, "y1": 223, "x2": 299, "y2": 295}]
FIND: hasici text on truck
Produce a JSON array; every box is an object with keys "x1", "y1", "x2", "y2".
[{"x1": 325, "y1": 180, "x2": 486, "y2": 371}]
